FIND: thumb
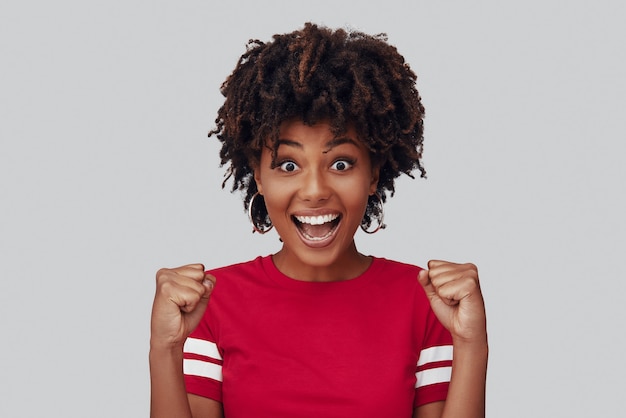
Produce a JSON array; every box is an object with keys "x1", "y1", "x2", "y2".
[
  {"x1": 418, "y1": 269, "x2": 435, "y2": 299},
  {"x1": 200, "y1": 273, "x2": 215, "y2": 300},
  {"x1": 184, "y1": 274, "x2": 215, "y2": 326}
]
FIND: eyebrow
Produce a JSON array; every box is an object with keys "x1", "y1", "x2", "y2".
[
  {"x1": 275, "y1": 139, "x2": 303, "y2": 149},
  {"x1": 275, "y1": 137, "x2": 359, "y2": 153},
  {"x1": 322, "y1": 137, "x2": 359, "y2": 153}
]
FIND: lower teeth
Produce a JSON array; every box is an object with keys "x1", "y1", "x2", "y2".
[{"x1": 302, "y1": 229, "x2": 334, "y2": 241}]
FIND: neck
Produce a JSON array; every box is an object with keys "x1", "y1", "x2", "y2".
[{"x1": 272, "y1": 242, "x2": 372, "y2": 282}]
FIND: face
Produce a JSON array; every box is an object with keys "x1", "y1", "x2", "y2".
[{"x1": 254, "y1": 119, "x2": 379, "y2": 281}]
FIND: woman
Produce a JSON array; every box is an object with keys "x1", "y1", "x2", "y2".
[{"x1": 150, "y1": 22, "x2": 488, "y2": 418}]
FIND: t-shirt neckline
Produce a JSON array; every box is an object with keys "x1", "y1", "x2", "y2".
[{"x1": 259, "y1": 254, "x2": 383, "y2": 290}]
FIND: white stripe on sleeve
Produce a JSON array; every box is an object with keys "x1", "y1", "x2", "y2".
[
  {"x1": 417, "y1": 345, "x2": 453, "y2": 367},
  {"x1": 415, "y1": 366, "x2": 452, "y2": 388},
  {"x1": 183, "y1": 337, "x2": 223, "y2": 361},
  {"x1": 183, "y1": 359, "x2": 223, "y2": 382}
]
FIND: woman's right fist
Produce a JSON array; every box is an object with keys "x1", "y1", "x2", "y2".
[{"x1": 150, "y1": 264, "x2": 215, "y2": 349}]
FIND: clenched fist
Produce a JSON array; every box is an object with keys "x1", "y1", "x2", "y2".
[
  {"x1": 418, "y1": 260, "x2": 487, "y2": 344},
  {"x1": 150, "y1": 264, "x2": 215, "y2": 350}
]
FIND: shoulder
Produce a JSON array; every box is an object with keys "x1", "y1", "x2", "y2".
[
  {"x1": 204, "y1": 256, "x2": 273, "y2": 294},
  {"x1": 205, "y1": 255, "x2": 266, "y2": 277},
  {"x1": 369, "y1": 257, "x2": 431, "y2": 302},
  {"x1": 372, "y1": 257, "x2": 424, "y2": 277}
]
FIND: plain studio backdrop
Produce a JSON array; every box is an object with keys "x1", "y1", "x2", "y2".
[{"x1": 1, "y1": 0, "x2": 624, "y2": 416}]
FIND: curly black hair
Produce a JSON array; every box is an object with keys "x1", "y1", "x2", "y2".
[{"x1": 209, "y1": 22, "x2": 426, "y2": 232}]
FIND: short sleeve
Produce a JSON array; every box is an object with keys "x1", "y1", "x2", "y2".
[
  {"x1": 182, "y1": 288, "x2": 223, "y2": 402},
  {"x1": 413, "y1": 281, "x2": 454, "y2": 407}
]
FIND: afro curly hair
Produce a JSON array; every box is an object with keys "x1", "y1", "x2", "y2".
[{"x1": 209, "y1": 22, "x2": 426, "y2": 232}]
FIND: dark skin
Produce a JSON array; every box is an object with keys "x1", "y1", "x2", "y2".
[
  {"x1": 150, "y1": 22, "x2": 487, "y2": 418},
  {"x1": 150, "y1": 121, "x2": 487, "y2": 418},
  {"x1": 211, "y1": 23, "x2": 427, "y2": 231}
]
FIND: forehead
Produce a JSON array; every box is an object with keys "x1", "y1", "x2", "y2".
[{"x1": 276, "y1": 118, "x2": 360, "y2": 144}]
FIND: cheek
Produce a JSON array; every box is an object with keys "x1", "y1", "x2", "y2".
[
  {"x1": 261, "y1": 184, "x2": 290, "y2": 213},
  {"x1": 338, "y1": 182, "x2": 371, "y2": 210}
]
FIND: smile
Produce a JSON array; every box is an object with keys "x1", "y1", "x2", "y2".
[{"x1": 292, "y1": 213, "x2": 341, "y2": 243}]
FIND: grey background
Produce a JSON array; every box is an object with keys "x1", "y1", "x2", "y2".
[{"x1": 1, "y1": 0, "x2": 624, "y2": 416}]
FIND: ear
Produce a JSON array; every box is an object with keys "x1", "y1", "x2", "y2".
[
  {"x1": 252, "y1": 162, "x2": 264, "y2": 195},
  {"x1": 369, "y1": 164, "x2": 380, "y2": 195}
]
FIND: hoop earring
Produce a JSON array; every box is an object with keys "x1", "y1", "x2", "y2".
[
  {"x1": 248, "y1": 192, "x2": 273, "y2": 234},
  {"x1": 360, "y1": 193, "x2": 386, "y2": 234}
]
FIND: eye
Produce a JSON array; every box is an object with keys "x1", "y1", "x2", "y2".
[
  {"x1": 278, "y1": 161, "x2": 299, "y2": 172},
  {"x1": 331, "y1": 159, "x2": 353, "y2": 171}
]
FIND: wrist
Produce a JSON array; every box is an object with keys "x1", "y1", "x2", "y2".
[
  {"x1": 150, "y1": 340, "x2": 185, "y2": 357},
  {"x1": 452, "y1": 334, "x2": 489, "y2": 354}
]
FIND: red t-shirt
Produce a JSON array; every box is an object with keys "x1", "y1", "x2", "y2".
[{"x1": 183, "y1": 256, "x2": 453, "y2": 417}]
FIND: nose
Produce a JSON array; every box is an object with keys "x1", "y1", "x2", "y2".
[{"x1": 298, "y1": 168, "x2": 331, "y2": 203}]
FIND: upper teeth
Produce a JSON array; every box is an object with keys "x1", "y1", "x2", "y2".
[{"x1": 295, "y1": 214, "x2": 339, "y2": 225}]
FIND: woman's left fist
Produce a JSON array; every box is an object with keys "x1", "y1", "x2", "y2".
[{"x1": 418, "y1": 260, "x2": 487, "y2": 344}]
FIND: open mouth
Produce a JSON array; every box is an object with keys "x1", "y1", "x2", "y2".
[{"x1": 292, "y1": 213, "x2": 341, "y2": 242}]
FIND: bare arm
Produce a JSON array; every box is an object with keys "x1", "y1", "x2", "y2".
[
  {"x1": 413, "y1": 342, "x2": 488, "y2": 418},
  {"x1": 416, "y1": 261, "x2": 488, "y2": 418},
  {"x1": 413, "y1": 401, "x2": 444, "y2": 418},
  {"x1": 189, "y1": 394, "x2": 224, "y2": 418},
  {"x1": 149, "y1": 346, "x2": 193, "y2": 418},
  {"x1": 149, "y1": 265, "x2": 220, "y2": 418},
  {"x1": 149, "y1": 347, "x2": 224, "y2": 418}
]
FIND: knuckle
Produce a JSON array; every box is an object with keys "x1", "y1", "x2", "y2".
[
  {"x1": 156, "y1": 267, "x2": 169, "y2": 279},
  {"x1": 464, "y1": 262, "x2": 478, "y2": 272},
  {"x1": 159, "y1": 279, "x2": 177, "y2": 295}
]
